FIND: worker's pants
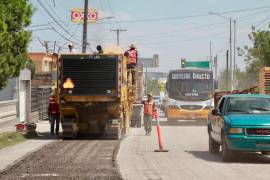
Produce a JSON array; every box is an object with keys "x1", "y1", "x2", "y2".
[
  {"x1": 49, "y1": 113, "x2": 60, "y2": 134},
  {"x1": 144, "y1": 114, "x2": 152, "y2": 134},
  {"x1": 127, "y1": 64, "x2": 136, "y2": 85}
]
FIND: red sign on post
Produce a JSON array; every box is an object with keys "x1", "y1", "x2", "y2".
[{"x1": 71, "y1": 9, "x2": 98, "y2": 23}]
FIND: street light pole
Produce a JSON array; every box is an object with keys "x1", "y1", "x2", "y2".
[
  {"x1": 209, "y1": 12, "x2": 235, "y2": 91},
  {"x1": 229, "y1": 17, "x2": 233, "y2": 90},
  {"x1": 233, "y1": 20, "x2": 237, "y2": 89},
  {"x1": 82, "y1": 0, "x2": 88, "y2": 53}
]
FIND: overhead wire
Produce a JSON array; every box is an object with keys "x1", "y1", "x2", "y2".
[
  {"x1": 36, "y1": 0, "x2": 80, "y2": 42},
  {"x1": 28, "y1": 22, "x2": 55, "y2": 28},
  {"x1": 122, "y1": 22, "x2": 222, "y2": 40},
  {"x1": 100, "y1": 5, "x2": 270, "y2": 24},
  {"x1": 43, "y1": 0, "x2": 69, "y2": 27}
]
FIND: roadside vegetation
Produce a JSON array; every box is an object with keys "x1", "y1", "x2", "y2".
[
  {"x1": 0, "y1": 132, "x2": 26, "y2": 149},
  {"x1": 0, "y1": 0, "x2": 33, "y2": 89}
]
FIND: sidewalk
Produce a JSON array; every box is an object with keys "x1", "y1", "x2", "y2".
[{"x1": 0, "y1": 120, "x2": 59, "y2": 172}]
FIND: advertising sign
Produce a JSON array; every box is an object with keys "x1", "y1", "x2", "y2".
[
  {"x1": 71, "y1": 9, "x2": 98, "y2": 23},
  {"x1": 171, "y1": 72, "x2": 212, "y2": 80}
]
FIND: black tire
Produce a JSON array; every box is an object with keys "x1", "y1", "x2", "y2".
[
  {"x1": 222, "y1": 136, "x2": 235, "y2": 162},
  {"x1": 209, "y1": 135, "x2": 220, "y2": 154},
  {"x1": 261, "y1": 151, "x2": 270, "y2": 155}
]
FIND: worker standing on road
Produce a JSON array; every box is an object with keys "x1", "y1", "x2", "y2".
[
  {"x1": 142, "y1": 94, "x2": 155, "y2": 135},
  {"x1": 124, "y1": 44, "x2": 138, "y2": 86},
  {"x1": 48, "y1": 96, "x2": 60, "y2": 135}
]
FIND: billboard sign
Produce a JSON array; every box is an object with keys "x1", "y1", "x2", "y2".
[{"x1": 71, "y1": 9, "x2": 98, "y2": 23}]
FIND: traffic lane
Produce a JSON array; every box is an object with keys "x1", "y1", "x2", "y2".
[
  {"x1": 160, "y1": 117, "x2": 270, "y2": 163},
  {"x1": 118, "y1": 117, "x2": 270, "y2": 180},
  {"x1": 157, "y1": 110, "x2": 207, "y2": 126}
]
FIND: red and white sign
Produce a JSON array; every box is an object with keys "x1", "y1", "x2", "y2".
[{"x1": 71, "y1": 9, "x2": 98, "y2": 23}]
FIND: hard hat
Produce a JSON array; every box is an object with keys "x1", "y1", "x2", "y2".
[
  {"x1": 147, "y1": 93, "x2": 153, "y2": 97},
  {"x1": 68, "y1": 44, "x2": 74, "y2": 47},
  {"x1": 130, "y1": 44, "x2": 136, "y2": 48}
]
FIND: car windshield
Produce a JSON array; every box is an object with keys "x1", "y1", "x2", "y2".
[{"x1": 226, "y1": 97, "x2": 270, "y2": 114}]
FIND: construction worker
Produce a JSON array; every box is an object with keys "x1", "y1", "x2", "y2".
[
  {"x1": 48, "y1": 96, "x2": 60, "y2": 135},
  {"x1": 124, "y1": 44, "x2": 138, "y2": 85},
  {"x1": 142, "y1": 94, "x2": 155, "y2": 135},
  {"x1": 68, "y1": 44, "x2": 76, "y2": 53}
]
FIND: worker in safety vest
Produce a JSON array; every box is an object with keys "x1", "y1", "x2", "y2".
[
  {"x1": 142, "y1": 94, "x2": 155, "y2": 135},
  {"x1": 124, "y1": 44, "x2": 138, "y2": 85},
  {"x1": 48, "y1": 96, "x2": 60, "y2": 135}
]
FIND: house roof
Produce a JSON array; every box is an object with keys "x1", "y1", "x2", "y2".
[{"x1": 28, "y1": 52, "x2": 54, "y2": 62}]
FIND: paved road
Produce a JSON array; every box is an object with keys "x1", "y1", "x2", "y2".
[
  {"x1": 0, "y1": 138, "x2": 122, "y2": 180},
  {"x1": 118, "y1": 116, "x2": 270, "y2": 180}
]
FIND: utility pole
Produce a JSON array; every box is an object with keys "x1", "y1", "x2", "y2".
[
  {"x1": 82, "y1": 0, "x2": 88, "y2": 53},
  {"x1": 229, "y1": 17, "x2": 233, "y2": 90},
  {"x1": 110, "y1": 28, "x2": 127, "y2": 46},
  {"x1": 226, "y1": 50, "x2": 229, "y2": 91},
  {"x1": 233, "y1": 20, "x2": 237, "y2": 88},
  {"x1": 214, "y1": 55, "x2": 218, "y2": 80},
  {"x1": 209, "y1": 41, "x2": 213, "y2": 70}
]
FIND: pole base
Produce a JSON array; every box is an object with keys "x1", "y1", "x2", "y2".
[{"x1": 154, "y1": 149, "x2": 169, "y2": 152}]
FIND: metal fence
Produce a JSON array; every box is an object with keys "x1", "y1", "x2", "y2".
[{"x1": 31, "y1": 86, "x2": 52, "y2": 121}]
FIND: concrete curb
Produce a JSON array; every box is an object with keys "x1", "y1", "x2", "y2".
[{"x1": 113, "y1": 136, "x2": 126, "y2": 180}]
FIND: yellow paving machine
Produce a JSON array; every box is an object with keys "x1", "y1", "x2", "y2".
[{"x1": 55, "y1": 47, "x2": 136, "y2": 139}]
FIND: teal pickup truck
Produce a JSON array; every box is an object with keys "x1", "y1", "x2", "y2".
[{"x1": 208, "y1": 94, "x2": 270, "y2": 161}]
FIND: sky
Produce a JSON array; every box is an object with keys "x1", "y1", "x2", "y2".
[{"x1": 28, "y1": 0, "x2": 270, "y2": 74}]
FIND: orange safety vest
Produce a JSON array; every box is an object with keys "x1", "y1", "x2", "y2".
[
  {"x1": 144, "y1": 100, "x2": 154, "y2": 115},
  {"x1": 127, "y1": 49, "x2": 137, "y2": 64}
]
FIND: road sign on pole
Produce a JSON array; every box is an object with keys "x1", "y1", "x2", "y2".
[
  {"x1": 71, "y1": 9, "x2": 98, "y2": 23},
  {"x1": 184, "y1": 61, "x2": 210, "y2": 69}
]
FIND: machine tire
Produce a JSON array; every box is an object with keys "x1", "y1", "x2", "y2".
[
  {"x1": 222, "y1": 136, "x2": 235, "y2": 162},
  {"x1": 209, "y1": 135, "x2": 220, "y2": 154}
]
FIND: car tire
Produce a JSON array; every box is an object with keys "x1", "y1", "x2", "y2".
[
  {"x1": 261, "y1": 151, "x2": 270, "y2": 155},
  {"x1": 209, "y1": 135, "x2": 220, "y2": 154},
  {"x1": 222, "y1": 136, "x2": 235, "y2": 162}
]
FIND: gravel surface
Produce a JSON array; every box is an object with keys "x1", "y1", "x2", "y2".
[{"x1": 0, "y1": 139, "x2": 122, "y2": 180}]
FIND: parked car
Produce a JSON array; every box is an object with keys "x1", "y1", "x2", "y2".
[
  {"x1": 153, "y1": 96, "x2": 161, "y2": 108},
  {"x1": 208, "y1": 94, "x2": 270, "y2": 161}
]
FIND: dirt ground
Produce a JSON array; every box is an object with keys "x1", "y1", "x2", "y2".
[{"x1": 0, "y1": 139, "x2": 122, "y2": 180}]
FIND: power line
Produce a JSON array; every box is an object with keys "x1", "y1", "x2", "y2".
[
  {"x1": 36, "y1": 0, "x2": 79, "y2": 42},
  {"x1": 43, "y1": 0, "x2": 70, "y2": 27},
  {"x1": 103, "y1": 5, "x2": 270, "y2": 24},
  {"x1": 236, "y1": 8, "x2": 270, "y2": 20},
  {"x1": 28, "y1": 22, "x2": 54, "y2": 28},
  {"x1": 254, "y1": 14, "x2": 270, "y2": 29},
  {"x1": 123, "y1": 22, "x2": 221, "y2": 39}
]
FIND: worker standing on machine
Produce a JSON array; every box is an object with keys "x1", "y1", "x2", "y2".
[{"x1": 124, "y1": 44, "x2": 138, "y2": 86}]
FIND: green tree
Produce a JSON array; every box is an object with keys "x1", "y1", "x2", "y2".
[
  {"x1": 0, "y1": 0, "x2": 33, "y2": 89},
  {"x1": 238, "y1": 27, "x2": 270, "y2": 86}
]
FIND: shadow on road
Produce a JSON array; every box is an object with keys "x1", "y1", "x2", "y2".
[
  {"x1": 26, "y1": 131, "x2": 62, "y2": 140},
  {"x1": 187, "y1": 150, "x2": 270, "y2": 164}
]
